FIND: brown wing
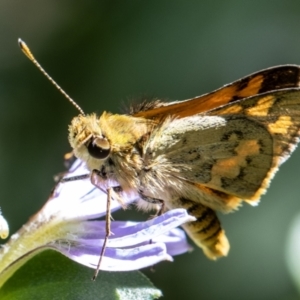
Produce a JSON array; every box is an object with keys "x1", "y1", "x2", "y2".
[
  {"x1": 204, "y1": 88, "x2": 300, "y2": 204},
  {"x1": 133, "y1": 65, "x2": 300, "y2": 120},
  {"x1": 149, "y1": 88, "x2": 300, "y2": 212}
]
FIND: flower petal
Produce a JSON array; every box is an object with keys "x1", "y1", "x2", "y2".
[
  {"x1": 69, "y1": 209, "x2": 195, "y2": 248},
  {"x1": 50, "y1": 208, "x2": 194, "y2": 271},
  {"x1": 50, "y1": 242, "x2": 172, "y2": 271},
  {"x1": 153, "y1": 228, "x2": 193, "y2": 256}
]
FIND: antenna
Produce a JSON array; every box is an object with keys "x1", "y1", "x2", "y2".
[{"x1": 18, "y1": 38, "x2": 85, "y2": 116}]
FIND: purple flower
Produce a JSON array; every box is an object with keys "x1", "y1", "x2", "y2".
[{"x1": 0, "y1": 159, "x2": 194, "y2": 286}]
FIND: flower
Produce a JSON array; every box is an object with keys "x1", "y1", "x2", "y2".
[{"x1": 0, "y1": 159, "x2": 194, "y2": 287}]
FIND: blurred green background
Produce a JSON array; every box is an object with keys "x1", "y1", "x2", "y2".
[{"x1": 1, "y1": 1, "x2": 300, "y2": 299}]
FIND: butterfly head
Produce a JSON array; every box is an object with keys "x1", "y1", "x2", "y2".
[{"x1": 69, "y1": 114, "x2": 111, "y2": 168}]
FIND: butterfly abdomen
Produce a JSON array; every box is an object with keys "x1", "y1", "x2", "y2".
[{"x1": 178, "y1": 197, "x2": 230, "y2": 259}]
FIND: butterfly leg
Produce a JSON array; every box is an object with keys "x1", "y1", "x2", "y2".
[
  {"x1": 138, "y1": 192, "x2": 165, "y2": 272},
  {"x1": 89, "y1": 170, "x2": 128, "y2": 279},
  {"x1": 60, "y1": 173, "x2": 90, "y2": 182},
  {"x1": 50, "y1": 172, "x2": 90, "y2": 198},
  {"x1": 92, "y1": 186, "x2": 114, "y2": 280},
  {"x1": 139, "y1": 192, "x2": 165, "y2": 216},
  {"x1": 175, "y1": 197, "x2": 229, "y2": 260}
]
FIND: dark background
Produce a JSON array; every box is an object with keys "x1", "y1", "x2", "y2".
[{"x1": 1, "y1": 1, "x2": 300, "y2": 299}]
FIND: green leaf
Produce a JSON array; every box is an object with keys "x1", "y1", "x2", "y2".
[{"x1": 0, "y1": 250, "x2": 162, "y2": 300}]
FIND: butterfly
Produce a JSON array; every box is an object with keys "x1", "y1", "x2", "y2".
[
  {"x1": 18, "y1": 40, "x2": 300, "y2": 265},
  {"x1": 68, "y1": 65, "x2": 300, "y2": 260}
]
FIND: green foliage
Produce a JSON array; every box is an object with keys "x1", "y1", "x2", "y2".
[{"x1": 0, "y1": 250, "x2": 162, "y2": 300}]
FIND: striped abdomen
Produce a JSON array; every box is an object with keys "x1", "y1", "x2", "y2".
[{"x1": 178, "y1": 197, "x2": 229, "y2": 259}]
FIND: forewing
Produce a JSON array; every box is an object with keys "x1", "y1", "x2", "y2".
[
  {"x1": 145, "y1": 89, "x2": 300, "y2": 212},
  {"x1": 133, "y1": 65, "x2": 300, "y2": 120}
]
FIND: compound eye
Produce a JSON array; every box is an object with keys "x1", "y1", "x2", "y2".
[{"x1": 87, "y1": 137, "x2": 110, "y2": 159}]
